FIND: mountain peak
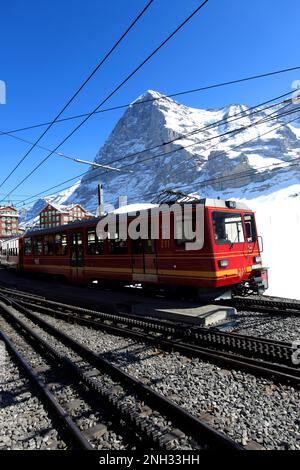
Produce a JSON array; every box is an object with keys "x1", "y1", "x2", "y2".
[
  {"x1": 132, "y1": 89, "x2": 166, "y2": 105},
  {"x1": 23, "y1": 90, "x2": 300, "y2": 220}
]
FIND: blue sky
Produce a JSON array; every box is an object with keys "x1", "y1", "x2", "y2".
[{"x1": 1, "y1": 0, "x2": 300, "y2": 207}]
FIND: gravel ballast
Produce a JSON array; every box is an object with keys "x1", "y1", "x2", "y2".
[
  {"x1": 28, "y1": 308, "x2": 300, "y2": 450},
  {"x1": 0, "y1": 310, "x2": 197, "y2": 450},
  {"x1": 0, "y1": 340, "x2": 64, "y2": 450}
]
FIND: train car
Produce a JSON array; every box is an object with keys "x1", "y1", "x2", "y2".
[
  {"x1": 0, "y1": 237, "x2": 20, "y2": 270},
  {"x1": 19, "y1": 198, "x2": 268, "y2": 300}
]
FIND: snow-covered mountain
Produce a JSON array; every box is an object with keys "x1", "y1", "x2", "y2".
[
  {"x1": 20, "y1": 181, "x2": 81, "y2": 229},
  {"x1": 64, "y1": 89, "x2": 300, "y2": 210},
  {"x1": 21, "y1": 90, "x2": 300, "y2": 299}
]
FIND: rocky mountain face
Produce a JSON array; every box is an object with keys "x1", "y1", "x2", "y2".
[{"x1": 22, "y1": 89, "x2": 300, "y2": 223}]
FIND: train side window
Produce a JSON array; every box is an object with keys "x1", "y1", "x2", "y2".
[
  {"x1": 174, "y1": 213, "x2": 196, "y2": 248},
  {"x1": 87, "y1": 229, "x2": 104, "y2": 255},
  {"x1": 144, "y1": 239, "x2": 155, "y2": 254},
  {"x1": 33, "y1": 237, "x2": 43, "y2": 256},
  {"x1": 44, "y1": 235, "x2": 55, "y2": 255},
  {"x1": 55, "y1": 233, "x2": 68, "y2": 255},
  {"x1": 108, "y1": 234, "x2": 128, "y2": 255},
  {"x1": 132, "y1": 239, "x2": 143, "y2": 254},
  {"x1": 132, "y1": 239, "x2": 155, "y2": 254},
  {"x1": 62, "y1": 234, "x2": 68, "y2": 255},
  {"x1": 244, "y1": 214, "x2": 257, "y2": 243},
  {"x1": 24, "y1": 237, "x2": 32, "y2": 255},
  {"x1": 212, "y1": 212, "x2": 245, "y2": 245}
]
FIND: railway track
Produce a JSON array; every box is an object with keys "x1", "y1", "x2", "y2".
[
  {"x1": 0, "y1": 286, "x2": 299, "y2": 387},
  {"x1": 232, "y1": 296, "x2": 300, "y2": 316},
  {"x1": 0, "y1": 293, "x2": 242, "y2": 450}
]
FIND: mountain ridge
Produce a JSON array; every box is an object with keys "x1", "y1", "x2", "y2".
[{"x1": 21, "y1": 89, "x2": 300, "y2": 225}]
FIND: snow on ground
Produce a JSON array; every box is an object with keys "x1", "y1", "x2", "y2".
[
  {"x1": 242, "y1": 185, "x2": 300, "y2": 300},
  {"x1": 246, "y1": 154, "x2": 282, "y2": 170}
]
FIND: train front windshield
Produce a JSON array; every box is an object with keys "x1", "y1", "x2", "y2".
[
  {"x1": 212, "y1": 212, "x2": 244, "y2": 245},
  {"x1": 212, "y1": 211, "x2": 257, "y2": 245}
]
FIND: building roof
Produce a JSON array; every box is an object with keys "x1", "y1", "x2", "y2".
[
  {"x1": 40, "y1": 202, "x2": 93, "y2": 216},
  {"x1": 0, "y1": 205, "x2": 18, "y2": 213}
]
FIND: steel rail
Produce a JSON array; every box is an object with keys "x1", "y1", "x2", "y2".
[
  {"x1": 233, "y1": 296, "x2": 300, "y2": 315},
  {"x1": 12, "y1": 296, "x2": 300, "y2": 387},
  {"x1": 1, "y1": 287, "x2": 295, "y2": 366},
  {"x1": 0, "y1": 286, "x2": 293, "y2": 344},
  {"x1": 0, "y1": 328, "x2": 93, "y2": 450},
  {"x1": 0, "y1": 301, "x2": 179, "y2": 450}
]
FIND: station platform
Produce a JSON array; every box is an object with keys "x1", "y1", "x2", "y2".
[{"x1": 0, "y1": 268, "x2": 236, "y2": 327}]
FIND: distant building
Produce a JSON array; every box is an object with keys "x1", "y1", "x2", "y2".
[
  {"x1": 0, "y1": 206, "x2": 19, "y2": 238},
  {"x1": 39, "y1": 203, "x2": 93, "y2": 229}
]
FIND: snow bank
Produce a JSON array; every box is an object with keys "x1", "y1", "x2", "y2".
[{"x1": 242, "y1": 186, "x2": 300, "y2": 300}]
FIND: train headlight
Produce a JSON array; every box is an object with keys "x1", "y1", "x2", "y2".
[
  {"x1": 253, "y1": 256, "x2": 262, "y2": 263},
  {"x1": 218, "y1": 259, "x2": 229, "y2": 268}
]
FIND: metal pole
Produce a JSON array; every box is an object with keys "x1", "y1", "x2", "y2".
[{"x1": 98, "y1": 184, "x2": 104, "y2": 216}]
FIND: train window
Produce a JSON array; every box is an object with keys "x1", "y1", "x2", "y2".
[
  {"x1": 33, "y1": 237, "x2": 43, "y2": 256},
  {"x1": 71, "y1": 233, "x2": 84, "y2": 266},
  {"x1": 174, "y1": 213, "x2": 196, "y2": 248},
  {"x1": 108, "y1": 234, "x2": 128, "y2": 255},
  {"x1": 132, "y1": 239, "x2": 143, "y2": 254},
  {"x1": 44, "y1": 235, "x2": 55, "y2": 255},
  {"x1": 244, "y1": 214, "x2": 257, "y2": 243},
  {"x1": 87, "y1": 229, "x2": 104, "y2": 255},
  {"x1": 132, "y1": 239, "x2": 155, "y2": 254},
  {"x1": 212, "y1": 212, "x2": 245, "y2": 245},
  {"x1": 24, "y1": 237, "x2": 32, "y2": 255},
  {"x1": 55, "y1": 233, "x2": 68, "y2": 255}
]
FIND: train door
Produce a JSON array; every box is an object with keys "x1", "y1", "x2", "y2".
[
  {"x1": 243, "y1": 212, "x2": 260, "y2": 261},
  {"x1": 70, "y1": 232, "x2": 85, "y2": 283},
  {"x1": 132, "y1": 239, "x2": 158, "y2": 283},
  {"x1": 211, "y1": 210, "x2": 249, "y2": 277}
]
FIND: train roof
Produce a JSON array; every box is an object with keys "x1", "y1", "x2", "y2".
[
  {"x1": 24, "y1": 199, "x2": 251, "y2": 237},
  {"x1": 25, "y1": 217, "x2": 101, "y2": 236},
  {"x1": 201, "y1": 198, "x2": 250, "y2": 210}
]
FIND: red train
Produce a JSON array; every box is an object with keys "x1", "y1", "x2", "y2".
[{"x1": 0, "y1": 198, "x2": 268, "y2": 301}]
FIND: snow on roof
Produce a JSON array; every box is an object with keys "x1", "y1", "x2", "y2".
[
  {"x1": 0, "y1": 205, "x2": 17, "y2": 212},
  {"x1": 111, "y1": 203, "x2": 159, "y2": 215},
  {"x1": 41, "y1": 202, "x2": 92, "y2": 215}
]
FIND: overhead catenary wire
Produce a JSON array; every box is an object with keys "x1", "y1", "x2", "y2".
[
  {"x1": 1, "y1": 89, "x2": 294, "y2": 171},
  {"x1": 13, "y1": 92, "x2": 294, "y2": 207},
  {"x1": 105, "y1": 111, "x2": 300, "y2": 204},
  {"x1": 2, "y1": 64, "x2": 300, "y2": 137},
  {"x1": 15, "y1": 101, "x2": 300, "y2": 209},
  {"x1": 0, "y1": 0, "x2": 210, "y2": 203},
  {"x1": 107, "y1": 100, "x2": 296, "y2": 171},
  {"x1": 0, "y1": 0, "x2": 155, "y2": 190},
  {"x1": 102, "y1": 90, "x2": 296, "y2": 168},
  {"x1": 15, "y1": 99, "x2": 300, "y2": 208}
]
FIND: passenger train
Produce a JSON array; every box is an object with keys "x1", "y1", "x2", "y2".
[{"x1": 0, "y1": 198, "x2": 268, "y2": 300}]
